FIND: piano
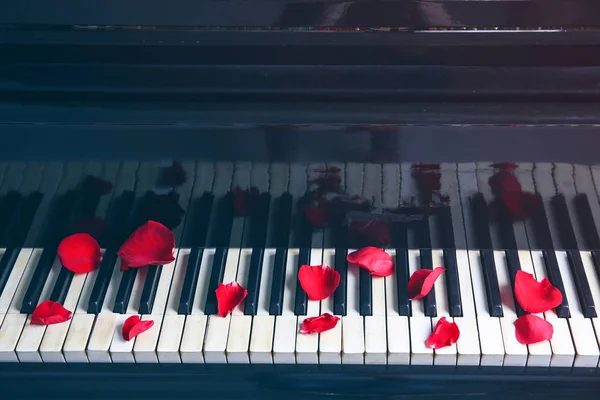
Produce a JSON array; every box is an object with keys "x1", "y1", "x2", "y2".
[{"x1": 1, "y1": 0, "x2": 600, "y2": 398}]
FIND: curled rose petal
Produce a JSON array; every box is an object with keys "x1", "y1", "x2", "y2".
[
  {"x1": 299, "y1": 313, "x2": 340, "y2": 334},
  {"x1": 408, "y1": 267, "x2": 446, "y2": 300},
  {"x1": 117, "y1": 220, "x2": 175, "y2": 271},
  {"x1": 514, "y1": 270, "x2": 562, "y2": 313},
  {"x1": 346, "y1": 247, "x2": 394, "y2": 277},
  {"x1": 298, "y1": 265, "x2": 340, "y2": 300},
  {"x1": 31, "y1": 300, "x2": 72, "y2": 325},
  {"x1": 515, "y1": 314, "x2": 553, "y2": 344},
  {"x1": 425, "y1": 317, "x2": 460, "y2": 349},
  {"x1": 57, "y1": 233, "x2": 102, "y2": 274},
  {"x1": 122, "y1": 315, "x2": 154, "y2": 341},
  {"x1": 216, "y1": 282, "x2": 248, "y2": 317}
]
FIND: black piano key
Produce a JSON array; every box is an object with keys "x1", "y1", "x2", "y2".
[
  {"x1": 505, "y1": 249, "x2": 526, "y2": 316},
  {"x1": 392, "y1": 222, "x2": 410, "y2": 317},
  {"x1": 438, "y1": 206, "x2": 462, "y2": 317},
  {"x1": 204, "y1": 247, "x2": 229, "y2": 315},
  {"x1": 416, "y1": 216, "x2": 436, "y2": 317},
  {"x1": 138, "y1": 265, "x2": 162, "y2": 314},
  {"x1": 359, "y1": 267, "x2": 372, "y2": 316},
  {"x1": 574, "y1": 194, "x2": 600, "y2": 249},
  {"x1": 591, "y1": 251, "x2": 600, "y2": 290},
  {"x1": 542, "y1": 250, "x2": 570, "y2": 318},
  {"x1": 177, "y1": 193, "x2": 214, "y2": 315},
  {"x1": 470, "y1": 193, "x2": 503, "y2": 317},
  {"x1": 333, "y1": 247, "x2": 348, "y2": 316},
  {"x1": 21, "y1": 191, "x2": 80, "y2": 313},
  {"x1": 178, "y1": 247, "x2": 204, "y2": 315},
  {"x1": 49, "y1": 268, "x2": 74, "y2": 304},
  {"x1": 496, "y1": 201, "x2": 525, "y2": 316},
  {"x1": 87, "y1": 191, "x2": 136, "y2": 314},
  {"x1": 113, "y1": 269, "x2": 137, "y2": 314},
  {"x1": 0, "y1": 248, "x2": 22, "y2": 297},
  {"x1": 551, "y1": 194, "x2": 596, "y2": 318},
  {"x1": 269, "y1": 194, "x2": 292, "y2": 315},
  {"x1": 244, "y1": 194, "x2": 271, "y2": 316},
  {"x1": 294, "y1": 247, "x2": 311, "y2": 316},
  {"x1": 531, "y1": 195, "x2": 569, "y2": 318}
]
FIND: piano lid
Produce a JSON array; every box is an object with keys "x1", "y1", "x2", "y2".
[{"x1": 0, "y1": 0, "x2": 599, "y2": 29}]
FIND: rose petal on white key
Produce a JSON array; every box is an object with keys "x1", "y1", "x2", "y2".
[
  {"x1": 133, "y1": 315, "x2": 162, "y2": 363},
  {"x1": 433, "y1": 317, "x2": 457, "y2": 366},
  {"x1": 409, "y1": 316, "x2": 433, "y2": 365},
  {"x1": 226, "y1": 315, "x2": 252, "y2": 364},
  {"x1": 387, "y1": 316, "x2": 410, "y2": 365},
  {"x1": 180, "y1": 315, "x2": 207, "y2": 364},
  {"x1": 109, "y1": 314, "x2": 136, "y2": 363},
  {"x1": 158, "y1": 314, "x2": 186, "y2": 363},
  {"x1": 454, "y1": 317, "x2": 480, "y2": 366},
  {"x1": 0, "y1": 314, "x2": 27, "y2": 362},
  {"x1": 63, "y1": 314, "x2": 95, "y2": 363},
  {"x1": 249, "y1": 315, "x2": 274, "y2": 364},
  {"x1": 273, "y1": 315, "x2": 296, "y2": 364},
  {"x1": 203, "y1": 315, "x2": 230, "y2": 364},
  {"x1": 87, "y1": 312, "x2": 118, "y2": 363},
  {"x1": 499, "y1": 316, "x2": 527, "y2": 367},
  {"x1": 342, "y1": 316, "x2": 364, "y2": 364},
  {"x1": 365, "y1": 316, "x2": 386, "y2": 365}
]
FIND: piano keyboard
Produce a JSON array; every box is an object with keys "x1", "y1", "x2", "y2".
[{"x1": 0, "y1": 160, "x2": 599, "y2": 367}]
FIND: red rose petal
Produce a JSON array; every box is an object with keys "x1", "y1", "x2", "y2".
[
  {"x1": 216, "y1": 282, "x2": 248, "y2": 317},
  {"x1": 514, "y1": 270, "x2": 563, "y2": 313},
  {"x1": 408, "y1": 267, "x2": 446, "y2": 300},
  {"x1": 425, "y1": 317, "x2": 460, "y2": 349},
  {"x1": 298, "y1": 265, "x2": 340, "y2": 300},
  {"x1": 117, "y1": 220, "x2": 175, "y2": 270},
  {"x1": 31, "y1": 300, "x2": 72, "y2": 325},
  {"x1": 57, "y1": 233, "x2": 102, "y2": 274},
  {"x1": 346, "y1": 247, "x2": 394, "y2": 277},
  {"x1": 515, "y1": 314, "x2": 553, "y2": 344},
  {"x1": 303, "y1": 200, "x2": 328, "y2": 229},
  {"x1": 122, "y1": 315, "x2": 155, "y2": 341},
  {"x1": 299, "y1": 313, "x2": 340, "y2": 334}
]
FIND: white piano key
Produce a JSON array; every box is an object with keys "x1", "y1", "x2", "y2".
[
  {"x1": 431, "y1": 249, "x2": 457, "y2": 366},
  {"x1": 296, "y1": 248, "x2": 323, "y2": 364},
  {"x1": 179, "y1": 315, "x2": 207, "y2": 364},
  {"x1": 157, "y1": 249, "x2": 193, "y2": 363},
  {"x1": 579, "y1": 251, "x2": 600, "y2": 362},
  {"x1": 16, "y1": 255, "x2": 62, "y2": 363},
  {"x1": 408, "y1": 249, "x2": 433, "y2": 365},
  {"x1": 530, "y1": 250, "x2": 575, "y2": 367},
  {"x1": 247, "y1": 249, "x2": 274, "y2": 364},
  {"x1": 226, "y1": 249, "x2": 252, "y2": 364},
  {"x1": 385, "y1": 250, "x2": 409, "y2": 365},
  {"x1": 203, "y1": 315, "x2": 231, "y2": 363},
  {"x1": 468, "y1": 250, "x2": 504, "y2": 366},
  {"x1": 517, "y1": 250, "x2": 552, "y2": 367},
  {"x1": 319, "y1": 249, "x2": 341, "y2": 365},
  {"x1": 454, "y1": 250, "x2": 481, "y2": 366},
  {"x1": 109, "y1": 314, "x2": 136, "y2": 363},
  {"x1": 273, "y1": 249, "x2": 298, "y2": 364},
  {"x1": 40, "y1": 271, "x2": 89, "y2": 363},
  {"x1": 159, "y1": 314, "x2": 187, "y2": 363},
  {"x1": 86, "y1": 312, "x2": 119, "y2": 363},
  {"x1": 63, "y1": 314, "x2": 95, "y2": 363},
  {"x1": 555, "y1": 251, "x2": 599, "y2": 367},
  {"x1": 493, "y1": 251, "x2": 527, "y2": 367}
]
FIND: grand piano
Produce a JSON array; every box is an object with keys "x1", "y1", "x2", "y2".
[{"x1": 1, "y1": 0, "x2": 600, "y2": 398}]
